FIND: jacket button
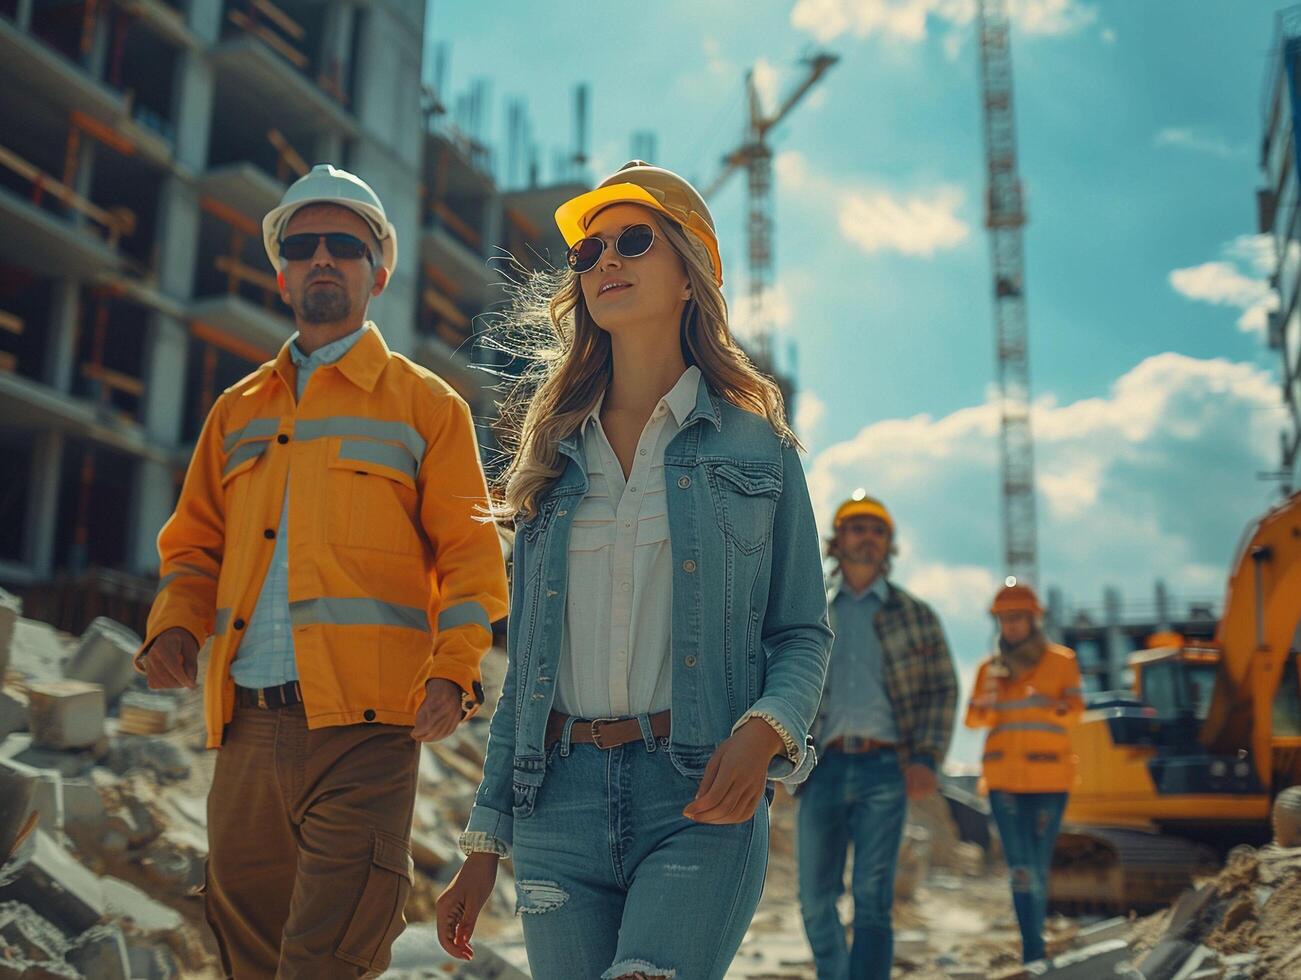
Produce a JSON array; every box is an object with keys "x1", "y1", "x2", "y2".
[
  {"x1": 684, "y1": 656, "x2": 698, "y2": 668},
  {"x1": 277, "y1": 434, "x2": 289, "y2": 445},
  {"x1": 233, "y1": 618, "x2": 245, "y2": 630},
  {"x1": 677, "y1": 476, "x2": 692, "y2": 489},
  {"x1": 264, "y1": 528, "x2": 275, "y2": 539},
  {"x1": 364, "y1": 709, "x2": 376, "y2": 722},
  {"x1": 682, "y1": 559, "x2": 697, "y2": 573}
]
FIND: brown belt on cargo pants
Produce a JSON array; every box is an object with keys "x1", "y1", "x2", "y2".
[{"x1": 204, "y1": 702, "x2": 419, "y2": 980}]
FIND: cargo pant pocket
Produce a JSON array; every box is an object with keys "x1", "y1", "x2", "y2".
[{"x1": 334, "y1": 830, "x2": 413, "y2": 974}]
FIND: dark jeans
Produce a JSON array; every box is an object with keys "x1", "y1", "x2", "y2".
[
  {"x1": 988, "y1": 790, "x2": 1068, "y2": 963},
  {"x1": 796, "y1": 749, "x2": 907, "y2": 980}
]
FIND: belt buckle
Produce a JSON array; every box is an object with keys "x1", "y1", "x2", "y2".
[
  {"x1": 589, "y1": 717, "x2": 619, "y2": 750},
  {"x1": 256, "y1": 688, "x2": 268, "y2": 709}
]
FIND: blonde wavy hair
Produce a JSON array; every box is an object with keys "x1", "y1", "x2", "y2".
[{"x1": 489, "y1": 211, "x2": 799, "y2": 520}]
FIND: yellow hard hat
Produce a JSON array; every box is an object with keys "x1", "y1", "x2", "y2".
[
  {"x1": 833, "y1": 489, "x2": 894, "y2": 532},
  {"x1": 555, "y1": 161, "x2": 723, "y2": 286},
  {"x1": 1146, "y1": 630, "x2": 1185, "y2": 649}
]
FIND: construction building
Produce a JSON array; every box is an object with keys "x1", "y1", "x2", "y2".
[
  {"x1": 1261, "y1": 4, "x2": 1301, "y2": 493},
  {"x1": 1046, "y1": 582, "x2": 1219, "y2": 693},
  {"x1": 0, "y1": 0, "x2": 576, "y2": 631}
]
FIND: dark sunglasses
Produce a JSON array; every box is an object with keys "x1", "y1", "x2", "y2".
[
  {"x1": 566, "y1": 223, "x2": 655, "y2": 274},
  {"x1": 279, "y1": 232, "x2": 373, "y2": 263}
]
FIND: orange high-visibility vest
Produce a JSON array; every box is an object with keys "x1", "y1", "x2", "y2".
[
  {"x1": 138, "y1": 324, "x2": 509, "y2": 748},
  {"x1": 965, "y1": 643, "x2": 1084, "y2": 793}
]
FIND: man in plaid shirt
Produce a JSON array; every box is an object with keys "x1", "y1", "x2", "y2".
[{"x1": 797, "y1": 490, "x2": 958, "y2": 980}]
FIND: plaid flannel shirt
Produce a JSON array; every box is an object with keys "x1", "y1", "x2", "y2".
[{"x1": 812, "y1": 576, "x2": 958, "y2": 771}]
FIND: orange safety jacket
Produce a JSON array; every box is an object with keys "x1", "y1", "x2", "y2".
[
  {"x1": 964, "y1": 643, "x2": 1084, "y2": 794},
  {"x1": 136, "y1": 323, "x2": 509, "y2": 748}
]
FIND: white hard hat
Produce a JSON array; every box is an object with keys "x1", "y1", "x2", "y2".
[{"x1": 262, "y1": 164, "x2": 398, "y2": 276}]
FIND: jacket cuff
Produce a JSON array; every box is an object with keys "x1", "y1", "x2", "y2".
[
  {"x1": 458, "y1": 831, "x2": 509, "y2": 858},
  {"x1": 464, "y1": 803, "x2": 513, "y2": 853}
]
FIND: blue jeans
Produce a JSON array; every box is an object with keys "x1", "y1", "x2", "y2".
[
  {"x1": 988, "y1": 791, "x2": 1067, "y2": 963},
  {"x1": 796, "y1": 749, "x2": 907, "y2": 980},
  {"x1": 511, "y1": 725, "x2": 770, "y2": 980}
]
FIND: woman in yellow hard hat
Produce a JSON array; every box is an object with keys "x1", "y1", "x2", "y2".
[
  {"x1": 965, "y1": 582, "x2": 1084, "y2": 964},
  {"x1": 435, "y1": 162, "x2": 831, "y2": 979}
]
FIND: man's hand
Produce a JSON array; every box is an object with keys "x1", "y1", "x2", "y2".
[
  {"x1": 140, "y1": 628, "x2": 199, "y2": 690},
  {"x1": 904, "y1": 762, "x2": 938, "y2": 801},
  {"x1": 411, "y1": 678, "x2": 464, "y2": 742},
  {"x1": 683, "y1": 718, "x2": 783, "y2": 825}
]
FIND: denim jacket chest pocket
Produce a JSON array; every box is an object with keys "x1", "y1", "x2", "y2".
[{"x1": 705, "y1": 459, "x2": 783, "y2": 553}]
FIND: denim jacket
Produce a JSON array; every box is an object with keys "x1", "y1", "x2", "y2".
[{"x1": 464, "y1": 382, "x2": 832, "y2": 852}]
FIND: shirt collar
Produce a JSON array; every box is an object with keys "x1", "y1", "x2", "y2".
[
  {"x1": 274, "y1": 322, "x2": 389, "y2": 393},
  {"x1": 584, "y1": 365, "x2": 703, "y2": 431},
  {"x1": 838, "y1": 575, "x2": 889, "y2": 604},
  {"x1": 289, "y1": 323, "x2": 368, "y2": 367}
]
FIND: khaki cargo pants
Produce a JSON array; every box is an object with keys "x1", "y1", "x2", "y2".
[{"x1": 204, "y1": 702, "x2": 419, "y2": 979}]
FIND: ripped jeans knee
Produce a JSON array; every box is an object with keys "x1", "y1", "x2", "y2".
[
  {"x1": 1009, "y1": 864, "x2": 1040, "y2": 895},
  {"x1": 515, "y1": 879, "x2": 569, "y2": 916},
  {"x1": 602, "y1": 959, "x2": 677, "y2": 980}
]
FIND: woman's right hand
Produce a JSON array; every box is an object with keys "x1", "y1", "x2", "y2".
[{"x1": 435, "y1": 852, "x2": 500, "y2": 960}]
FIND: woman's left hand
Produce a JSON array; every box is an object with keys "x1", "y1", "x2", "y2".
[{"x1": 683, "y1": 719, "x2": 784, "y2": 824}]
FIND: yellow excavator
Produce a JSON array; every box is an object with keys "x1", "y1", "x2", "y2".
[{"x1": 1050, "y1": 491, "x2": 1301, "y2": 912}]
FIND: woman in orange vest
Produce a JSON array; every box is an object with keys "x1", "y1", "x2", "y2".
[{"x1": 965, "y1": 582, "x2": 1084, "y2": 964}]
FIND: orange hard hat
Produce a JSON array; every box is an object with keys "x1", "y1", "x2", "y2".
[
  {"x1": 833, "y1": 489, "x2": 894, "y2": 532},
  {"x1": 1146, "y1": 630, "x2": 1185, "y2": 649},
  {"x1": 990, "y1": 581, "x2": 1043, "y2": 616}
]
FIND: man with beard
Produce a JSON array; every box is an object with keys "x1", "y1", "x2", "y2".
[
  {"x1": 797, "y1": 490, "x2": 958, "y2": 980},
  {"x1": 133, "y1": 165, "x2": 508, "y2": 978}
]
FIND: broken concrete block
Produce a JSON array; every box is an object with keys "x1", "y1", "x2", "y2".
[
  {"x1": 141, "y1": 829, "x2": 206, "y2": 892},
  {"x1": 0, "y1": 588, "x2": 20, "y2": 678},
  {"x1": 410, "y1": 828, "x2": 458, "y2": 877},
  {"x1": 0, "y1": 958, "x2": 81, "y2": 979},
  {"x1": 101, "y1": 796, "x2": 163, "y2": 853},
  {"x1": 1136, "y1": 938, "x2": 1197, "y2": 980},
  {"x1": 7, "y1": 620, "x2": 69, "y2": 685},
  {"x1": 1170, "y1": 946, "x2": 1219, "y2": 980},
  {"x1": 1164, "y1": 883, "x2": 1215, "y2": 939},
  {"x1": 0, "y1": 690, "x2": 27, "y2": 740},
  {"x1": 58, "y1": 779, "x2": 104, "y2": 831},
  {"x1": 101, "y1": 876, "x2": 183, "y2": 934},
  {"x1": 64, "y1": 924, "x2": 130, "y2": 980},
  {"x1": 1041, "y1": 938, "x2": 1137, "y2": 978},
  {"x1": 116, "y1": 692, "x2": 178, "y2": 736},
  {"x1": 0, "y1": 901, "x2": 66, "y2": 963},
  {"x1": 64, "y1": 618, "x2": 141, "y2": 704},
  {"x1": 1074, "y1": 916, "x2": 1131, "y2": 948},
  {"x1": 126, "y1": 941, "x2": 179, "y2": 980},
  {"x1": 26, "y1": 681, "x2": 105, "y2": 751},
  {"x1": 106, "y1": 736, "x2": 190, "y2": 782},
  {"x1": 0, "y1": 757, "x2": 63, "y2": 834},
  {"x1": 0, "y1": 830, "x2": 105, "y2": 934}
]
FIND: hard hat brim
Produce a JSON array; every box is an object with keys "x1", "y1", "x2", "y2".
[
  {"x1": 262, "y1": 200, "x2": 398, "y2": 277},
  {"x1": 833, "y1": 500, "x2": 894, "y2": 532},
  {"x1": 555, "y1": 183, "x2": 723, "y2": 286}
]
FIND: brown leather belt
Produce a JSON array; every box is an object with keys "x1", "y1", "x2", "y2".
[
  {"x1": 235, "y1": 681, "x2": 303, "y2": 709},
  {"x1": 545, "y1": 709, "x2": 671, "y2": 750},
  {"x1": 825, "y1": 735, "x2": 896, "y2": 755}
]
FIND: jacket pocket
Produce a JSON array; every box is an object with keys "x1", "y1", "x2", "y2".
[
  {"x1": 334, "y1": 830, "x2": 413, "y2": 973},
  {"x1": 327, "y1": 441, "x2": 423, "y2": 555},
  {"x1": 706, "y1": 460, "x2": 782, "y2": 553},
  {"x1": 219, "y1": 440, "x2": 270, "y2": 547}
]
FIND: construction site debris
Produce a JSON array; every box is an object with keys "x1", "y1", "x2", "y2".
[
  {"x1": 1275, "y1": 786, "x2": 1301, "y2": 848},
  {"x1": 63, "y1": 619, "x2": 141, "y2": 705},
  {"x1": 26, "y1": 683, "x2": 105, "y2": 752}
]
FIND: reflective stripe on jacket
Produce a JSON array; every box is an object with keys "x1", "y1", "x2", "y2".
[
  {"x1": 964, "y1": 643, "x2": 1084, "y2": 793},
  {"x1": 139, "y1": 323, "x2": 509, "y2": 748}
]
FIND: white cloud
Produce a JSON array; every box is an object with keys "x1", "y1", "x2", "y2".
[
  {"x1": 728, "y1": 280, "x2": 796, "y2": 347},
  {"x1": 1170, "y1": 236, "x2": 1278, "y2": 336},
  {"x1": 795, "y1": 391, "x2": 828, "y2": 442},
  {"x1": 804, "y1": 351, "x2": 1281, "y2": 763},
  {"x1": 790, "y1": 0, "x2": 1096, "y2": 44},
  {"x1": 839, "y1": 185, "x2": 970, "y2": 256},
  {"x1": 778, "y1": 150, "x2": 970, "y2": 258},
  {"x1": 1154, "y1": 127, "x2": 1240, "y2": 159},
  {"x1": 1100, "y1": 27, "x2": 1116, "y2": 44},
  {"x1": 751, "y1": 57, "x2": 781, "y2": 116}
]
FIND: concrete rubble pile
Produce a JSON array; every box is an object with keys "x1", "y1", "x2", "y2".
[{"x1": 0, "y1": 590, "x2": 528, "y2": 980}]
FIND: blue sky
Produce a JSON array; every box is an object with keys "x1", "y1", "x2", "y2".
[{"x1": 430, "y1": 0, "x2": 1291, "y2": 762}]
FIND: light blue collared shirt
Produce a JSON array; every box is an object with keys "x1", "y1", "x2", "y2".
[
  {"x1": 820, "y1": 576, "x2": 900, "y2": 745},
  {"x1": 231, "y1": 325, "x2": 368, "y2": 689}
]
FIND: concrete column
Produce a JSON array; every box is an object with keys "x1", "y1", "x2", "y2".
[
  {"x1": 85, "y1": 4, "x2": 112, "y2": 81},
  {"x1": 187, "y1": 0, "x2": 224, "y2": 45},
  {"x1": 314, "y1": 132, "x2": 345, "y2": 167},
  {"x1": 15, "y1": 0, "x2": 34, "y2": 32},
  {"x1": 169, "y1": 49, "x2": 215, "y2": 173},
  {"x1": 321, "y1": 2, "x2": 356, "y2": 106},
  {"x1": 25, "y1": 431, "x2": 63, "y2": 577},
  {"x1": 127, "y1": 458, "x2": 175, "y2": 576},
  {"x1": 139, "y1": 314, "x2": 188, "y2": 445},
  {"x1": 44, "y1": 280, "x2": 80, "y2": 393},
  {"x1": 154, "y1": 175, "x2": 201, "y2": 297}
]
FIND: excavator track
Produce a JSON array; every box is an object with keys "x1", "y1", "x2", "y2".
[{"x1": 1049, "y1": 826, "x2": 1220, "y2": 914}]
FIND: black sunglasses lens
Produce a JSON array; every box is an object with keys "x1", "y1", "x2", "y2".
[
  {"x1": 325, "y1": 233, "x2": 369, "y2": 260},
  {"x1": 568, "y1": 237, "x2": 605, "y2": 273},
  {"x1": 279, "y1": 233, "x2": 371, "y2": 261},
  {"x1": 616, "y1": 224, "x2": 654, "y2": 258},
  {"x1": 280, "y1": 234, "x2": 318, "y2": 261}
]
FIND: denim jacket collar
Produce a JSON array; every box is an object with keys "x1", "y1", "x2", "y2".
[{"x1": 555, "y1": 375, "x2": 723, "y2": 465}]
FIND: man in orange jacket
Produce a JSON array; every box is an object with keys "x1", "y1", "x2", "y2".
[
  {"x1": 965, "y1": 582, "x2": 1083, "y2": 964},
  {"x1": 134, "y1": 165, "x2": 509, "y2": 978}
]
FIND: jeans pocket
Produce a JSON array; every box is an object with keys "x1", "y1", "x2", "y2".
[{"x1": 334, "y1": 831, "x2": 413, "y2": 974}]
